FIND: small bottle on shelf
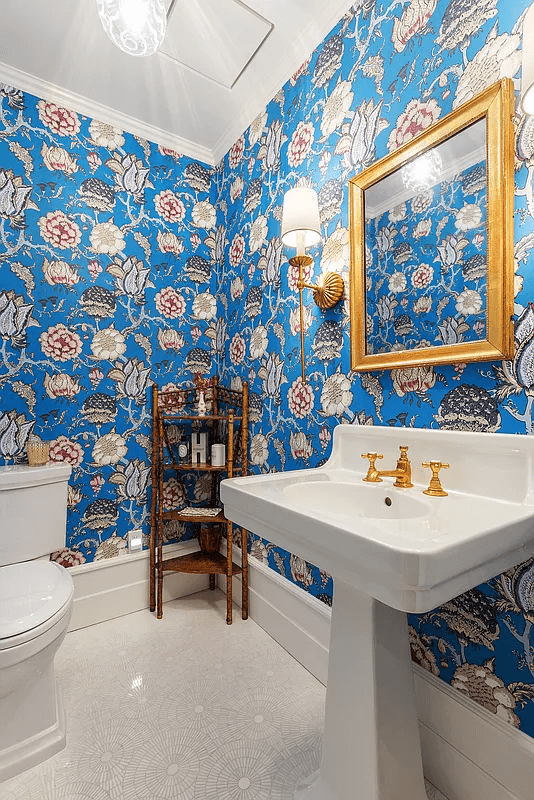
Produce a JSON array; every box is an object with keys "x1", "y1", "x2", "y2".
[{"x1": 178, "y1": 441, "x2": 189, "y2": 464}]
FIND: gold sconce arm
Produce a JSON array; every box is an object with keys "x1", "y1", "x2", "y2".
[{"x1": 288, "y1": 254, "x2": 344, "y2": 383}]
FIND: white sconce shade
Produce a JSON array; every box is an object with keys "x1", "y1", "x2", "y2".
[
  {"x1": 522, "y1": 4, "x2": 534, "y2": 114},
  {"x1": 281, "y1": 187, "x2": 322, "y2": 251},
  {"x1": 96, "y1": 0, "x2": 167, "y2": 57}
]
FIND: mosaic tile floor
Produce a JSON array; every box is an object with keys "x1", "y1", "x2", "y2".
[{"x1": 2, "y1": 590, "x2": 448, "y2": 800}]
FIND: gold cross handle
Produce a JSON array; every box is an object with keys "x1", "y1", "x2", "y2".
[
  {"x1": 361, "y1": 452, "x2": 384, "y2": 482},
  {"x1": 422, "y1": 461, "x2": 450, "y2": 497}
]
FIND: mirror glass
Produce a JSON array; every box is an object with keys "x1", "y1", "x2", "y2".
[{"x1": 349, "y1": 79, "x2": 514, "y2": 372}]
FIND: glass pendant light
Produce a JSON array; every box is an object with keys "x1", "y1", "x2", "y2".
[
  {"x1": 400, "y1": 149, "x2": 442, "y2": 194},
  {"x1": 96, "y1": 0, "x2": 167, "y2": 57}
]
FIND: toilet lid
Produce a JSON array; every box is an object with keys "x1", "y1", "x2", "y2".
[{"x1": 0, "y1": 560, "x2": 74, "y2": 639}]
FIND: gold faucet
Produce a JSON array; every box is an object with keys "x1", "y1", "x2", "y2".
[{"x1": 361, "y1": 446, "x2": 414, "y2": 488}]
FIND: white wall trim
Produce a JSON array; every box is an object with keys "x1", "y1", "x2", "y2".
[
  {"x1": 0, "y1": 61, "x2": 214, "y2": 166},
  {"x1": 219, "y1": 546, "x2": 534, "y2": 800},
  {"x1": 67, "y1": 540, "x2": 208, "y2": 631}
]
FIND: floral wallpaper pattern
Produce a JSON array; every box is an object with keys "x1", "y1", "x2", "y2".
[
  {"x1": 211, "y1": 0, "x2": 534, "y2": 738},
  {"x1": 4, "y1": 0, "x2": 534, "y2": 739},
  {"x1": 0, "y1": 90, "x2": 218, "y2": 562},
  {"x1": 366, "y1": 159, "x2": 488, "y2": 353}
]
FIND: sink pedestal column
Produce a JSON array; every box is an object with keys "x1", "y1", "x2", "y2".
[{"x1": 296, "y1": 579, "x2": 428, "y2": 800}]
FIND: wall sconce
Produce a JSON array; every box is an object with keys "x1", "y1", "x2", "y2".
[
  {"x1": 522, "y1": 3, "x2": 534, "y2": 114},
  {"x1": 281, "y1": 187, "x2": 344, "y2": 382},
  {"x1": 96, "y1": 0, "x2": 167, "y2": 57}
]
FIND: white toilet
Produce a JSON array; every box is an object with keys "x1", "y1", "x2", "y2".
[{"x1": 0, "y1": 463, "x2": 74, "y2": 782}]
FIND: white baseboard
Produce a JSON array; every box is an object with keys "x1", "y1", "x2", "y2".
[
  {"x1": 219, "y1": 546, "x2": 534, "y2": 800},
  {"x1": 67, "y1": 541, "x2": 208, "y2": 630}
]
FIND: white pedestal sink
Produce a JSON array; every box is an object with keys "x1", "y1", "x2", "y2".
[{"x1": 221, "y1": 426, "x2": 534, "y2": 800}]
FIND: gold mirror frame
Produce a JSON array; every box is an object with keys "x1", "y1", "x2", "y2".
[{"x1": 348, "y1": 78, "x2": 514, "y2": 372}]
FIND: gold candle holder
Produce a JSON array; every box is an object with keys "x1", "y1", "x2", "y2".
[{"x1": 27, "y1": 437, "x2": 50, "y2": 467}]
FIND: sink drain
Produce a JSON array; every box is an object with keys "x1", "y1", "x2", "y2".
[{"x1": 384, "y1": 497, "x2": 392, "y2": 507}]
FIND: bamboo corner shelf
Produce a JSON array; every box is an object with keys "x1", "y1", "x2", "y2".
[{"x1": 149, "y1": 377, "x2": 249, "y2": 624}]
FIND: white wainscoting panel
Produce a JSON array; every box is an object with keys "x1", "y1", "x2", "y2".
[{"x1": 68, "y1": 541, "x2": 208, "y2": 630}]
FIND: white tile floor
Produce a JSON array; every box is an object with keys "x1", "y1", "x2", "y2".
[{"x1": 2, "y1": 589, "x2": 448, "y2": 799}]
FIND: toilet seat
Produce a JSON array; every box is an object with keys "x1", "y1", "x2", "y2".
[{"x1": 0, "y1": 561, "x2": 74, "y2": 647}]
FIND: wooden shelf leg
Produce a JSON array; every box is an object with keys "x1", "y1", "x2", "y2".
[
  {"x1": 241, "y1": 527, "x2": 248, "y2": 620},
  {"x1": 209, "y1": 574, "x2": 215, "y2": 590},
  {"x1": 226, "y1": 521, "x2": 233, "y2": 624},
  {"x1": 157, "y1": 564, "x2": 163, "y2": 619}
]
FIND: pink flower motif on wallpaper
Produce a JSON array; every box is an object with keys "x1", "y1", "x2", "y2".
[
  {"x1": 41, "y1": 144, "x2": 78, "y2": 175},
  {"x1": 42, "y1": 258, "x2": 79, "y2": 287},
  {"x1": 51, "y1": 547, "x2": 86, "y2": 568},
  {"x1": 49, "y1": 435, "x2": 84, "y2": 467},
  {"x1": 38, "y1": 210, "x2": 82, "y2": 250},
  {"x1": 43, "y1": 373, "x2": 80, "y2": 399},
  {"x1": 319, "y1": 426, "x2": 331, "y2": 452},
  {"x1": 413, "y1": 219, "x2": 432, "y2": 239},
  {"x1": 411, "y1": 262, "x2": 434, "y2": 289},
  {"x1": 287, "y1": 121, "x2": 315, "y2": 167},
  {"x1": 191, "y1": 325, "x2": 201, "y2": 342},
  {"x1": 39, "y1": 323, "x2": 83, "y2": 362},
  {"x1": 163, "y1": 476, "x2": 185, "y2": 510},
  {"x1": 88, "y1": 368, "x2": 104, "y2": 388},
  {"x1": 229, "y1": 333, "x2": 246, "y2": 365},
  {"x1": 90, "y1": 475, "x2": 105, "y2": 495},
  {"x1": 387, "y1": 98, "x2": 441, "y2": 151},
  {"x1": 88, "y1": 260, "x2": 103, "y2": 281},
  {"x1": 287, "y1": 377, "x2": 314, "y2": 418},
  {"x1": 155, "y1": 287, "x2": 186, "y2": 318},
  {"x1": 229, "y1": 135, "x2": 245, "y2": 168},
  {"x1": 159, "y1": 383, "x2": 184, "y2": 413},
  {"x1": 87, "y1": 152, "x2": 102, "y2": 173},
  {"x1": 287, "y1": 258, "x2": 313, "y2": 291},
  {"x1": 157, "y1": 231, "x2": 184, "y2": 256},
  {"x1": 158, "y1": 145, "x2": 182, "y2": 159},
  {"x1": 158, "y1": 328, "x2": 185, "y2": 351},
  {"x1": 392, "y1": 0, "x2": 438, "y2": 53},
  {"x1": 230, "y1": 276, "x2": 245, "y2": 300},
  {"x1": 154, "y1": 190, "x2": 185, "y2": 223},
  {"x1": 290, "y1": 57, "x2": 311, "y2": 85},
  {"x1": 229, "y1": 234, "x2": 245, "y2": 267},
  {"x1": 391, "y1": 365, "x2": 436, "y2": 398},
  {"x1": 37, "y1": 100, "x2": 81, "y2": 137}
]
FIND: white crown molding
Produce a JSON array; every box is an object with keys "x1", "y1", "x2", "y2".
[{"x1": 0, "y1": 61, "x2": 215, "y2": 166}]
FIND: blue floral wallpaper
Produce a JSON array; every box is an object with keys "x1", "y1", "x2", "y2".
[
  {"x1": 366, "y1": 159, "x2": 488, "y2": 352},
  {"x1": 0, "y1": 89, "x2": 218, "y2": 561},
  {"x1": 211, "y1": 0, "x2": 534, "y2": 738},
  {"x1": 4, "y1": 0, "x2": 534, "y2": 739}
]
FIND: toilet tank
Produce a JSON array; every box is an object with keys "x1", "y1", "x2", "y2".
[{"x1": 0, "y1": 463, "x2": 72, "y2": 566}]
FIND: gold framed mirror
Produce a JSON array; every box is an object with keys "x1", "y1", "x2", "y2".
[{"x1": 348, "y1": 78, "x2": 514, "y2": 372}]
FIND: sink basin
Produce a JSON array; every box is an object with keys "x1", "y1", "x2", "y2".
[
  {"x1": 284, "y1": 481, "x2": 432, "y2": 520},
  {"x1": 221, "y1": 426, "x2": 534, "y2": 800},
  {"x1": 222, "y1": 426, "x2": 534, "y2": 613}
]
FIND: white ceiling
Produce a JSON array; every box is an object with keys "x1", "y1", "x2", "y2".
[{"x1": 0, "y1": 0, "x2": 355, "y2": 165}]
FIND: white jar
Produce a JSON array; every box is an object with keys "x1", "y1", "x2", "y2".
[{"x1": 211, "y1": 444, "x2": 225, "y2": 467}]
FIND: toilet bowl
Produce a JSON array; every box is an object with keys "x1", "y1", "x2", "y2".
[
  {"x1": 0, "y1": 463, "x2": 73, "y2": 782},
  {"x1": 0, "y1": 560, "x2": 74, "y2": 782}
]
